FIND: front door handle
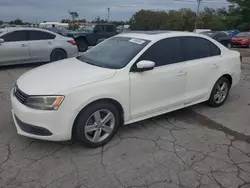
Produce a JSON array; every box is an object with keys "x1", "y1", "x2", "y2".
[
  {"x1": 21, "y1": 44, "x2": 28, "y2": 47},
  {"x1": 177, "y1": 71, "x2": 187, "y2": 76},
  {"x1": 213, "y1": 64, "x2": 219, "y2": 68}
]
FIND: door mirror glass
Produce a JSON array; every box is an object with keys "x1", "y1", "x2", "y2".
[
  {"x1": 0, "y1": 38, "x2": 4, "y2": 44},
  {"x1": 136, "y1": 60, "x2": 155, "y2": 71}
]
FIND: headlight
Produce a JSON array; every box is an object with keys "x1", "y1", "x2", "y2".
[{"x1": 24, "y1": 96, "x2": 64, "y2": 110}]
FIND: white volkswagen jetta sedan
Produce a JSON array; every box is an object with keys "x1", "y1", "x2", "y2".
[{"x1": 11, "y1": 31, "x2": 241, "y2": 147}]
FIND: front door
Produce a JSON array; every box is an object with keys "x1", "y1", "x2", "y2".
[
  {"x1": 0, "y1": 30, "x2": 30, "y2": 65},
  {"x1": 129, "y1": 37, "x2": 187, "y2": 120}
]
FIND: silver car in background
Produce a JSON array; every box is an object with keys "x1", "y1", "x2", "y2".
[{"x1": 0, "y1": 27, "x2": 78, "y2": 66}]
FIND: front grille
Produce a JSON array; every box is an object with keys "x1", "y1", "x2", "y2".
[
  {"x1": 232, "y1": 42, "x2": 241, "y2": 45},
  {"x1": 14, "y1": 86, "x2": 29, "y2": 103}
]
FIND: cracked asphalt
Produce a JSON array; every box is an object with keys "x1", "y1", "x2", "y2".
[{"x1": 0, "y1": 53, "x2": 250, "y2": 188}]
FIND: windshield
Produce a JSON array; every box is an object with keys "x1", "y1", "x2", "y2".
[
  {"x1": 236, "y1": 32, "x2": 250, "y2": 38},
  {"x1": 77, "y1": 37, "x2": 150, "y2": 69}
]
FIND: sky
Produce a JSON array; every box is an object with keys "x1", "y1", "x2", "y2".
[{"x1": 0, "y1": 0, "x2": 230, "y2": 23}]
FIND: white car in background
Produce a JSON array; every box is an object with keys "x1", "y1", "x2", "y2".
[
  {"x1": 0, "y1": 27, "x2": 78, "y2": 66},
  {"x1": 11, "y1": 31, "x2": 241, "y2": 147}
]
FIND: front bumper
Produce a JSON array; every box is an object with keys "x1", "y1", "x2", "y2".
[
  {"x1": 11, "y1": 90, "x2": 73, "y2": 141},
  {"x1": 231, "y1": 42, "x2": 249, "y2": 47}
]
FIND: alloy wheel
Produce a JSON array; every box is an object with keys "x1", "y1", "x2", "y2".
[
  {"x1": 84, "y1": 109, "x2": 115, "y2": 143},
  {"x1": 214, "y1": 82, "x2": 228, "y2": 104}
]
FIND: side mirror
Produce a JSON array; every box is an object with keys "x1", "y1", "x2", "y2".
[
  {"x1": 136, "y1": 60, "x2": 155, "y2": 72},
  {"x1": 0, "y1": 38, "x2": 4, "y2": 44}
]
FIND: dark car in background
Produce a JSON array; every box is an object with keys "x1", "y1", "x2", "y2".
[
  {"x1": 200, "y1": 31, "x2": 231, "y2": 48},
  {"x1": 231, "y1": 32, "x2": 250, "y2": 48},
  {"x1": 67, "y1": 23, "x2": 117, "y2": 52}
]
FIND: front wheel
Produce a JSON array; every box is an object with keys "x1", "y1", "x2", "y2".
[
  {"x1": 74, "y1": 102, "x2": 121, "y2": 148},
  {"x1": 208, "y1": 77, "x2": 230, "y2": 107}
]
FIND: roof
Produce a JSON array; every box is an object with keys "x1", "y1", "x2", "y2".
[{"x1": 117, "y1": 30, "x2": 209, "y2": 41}]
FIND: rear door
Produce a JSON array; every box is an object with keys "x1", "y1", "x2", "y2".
[
  {"x1": 0, "y1": 30, "x2": 30, "y2": 65},
  {"x1": 28, "y1": 30, "x2": 56, "y2": 62},
  {"x1": 179, "y1": 36, "x2": 222, "y2": 104},
  {"x1": 104, "y1": 25, "x2": 116, "y2": 38}
]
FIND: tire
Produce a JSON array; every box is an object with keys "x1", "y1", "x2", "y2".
[
  {"x1": 74, "y1": 101, "x2": 121, "y2": 148},
  {"x1": 77, "y1": 39, "x2": 88, "y2": 52},
  {"x1": 50, "y1": 49, "x2": 67, "y2": 62},
  {"x1": 208, "y1": 77, "x2": 230, "y2": 107}
]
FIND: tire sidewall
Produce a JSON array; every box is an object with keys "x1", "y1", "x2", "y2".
[
  {"x1": 77, "y1": 40, "x2": 88, "y2": 52},
  {"x1": 51, "y1": 49, "x2": 67, "y2": 62},
  {"x1": 74, "y1": 102, "x2": 120, "y2": 148},
  {"x1": 208, "y1": 77, "x2": 230, "y2": 107}
]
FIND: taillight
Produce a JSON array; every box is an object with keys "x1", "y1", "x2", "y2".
[
  {"x1": 240, "y1": 55, "x2": 242, "y2": 64},
  {"x1": 67, "y1": 40, "x2": 76, "y2": 45}
]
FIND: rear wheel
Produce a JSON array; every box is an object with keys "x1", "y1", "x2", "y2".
[
  {"x1": 208, "y1": 77, "x2": 230, "y2": 107},
  {"x1": 50, "y1": 49, "x2": 67, "y2": 62},
  {"x1": 74, "y1": 102, "x2": 121, "y2": 148},
  {"x1": 77, "y1": 39, "x2": 88, "y2": 52}
]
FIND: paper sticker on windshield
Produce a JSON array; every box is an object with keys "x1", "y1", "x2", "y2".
[{"x1": 129, "y1": 38, "x2": 145, "y2": 45}]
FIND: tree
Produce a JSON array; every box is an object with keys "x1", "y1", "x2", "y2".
[
  {"x1": 61, "y1": 19, "x2": 71, "y2": 23},
  {"x1": 68, "y1": 23, "x2": 79, "y2": 30},
  {"x1": 226, "y1": 0, "x2": 250, "y2": 30},
  {"x1": 0, "y1": 21, "x2": 2, "y2": 25},
  {"x1": 13, "y1": 18, "x2": 23, "y2": 25},
  {"x1": 91, "y1": 16, "x2": 107, "y2": 23},
  {"x1": 69, "y1": 11, "x2": 79, "y2": 21}
]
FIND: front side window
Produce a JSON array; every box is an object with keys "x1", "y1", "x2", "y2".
[
  {"x1": 137, "y1": 38, "x2": 181, "y2": 67},
  {"x1": 2, "y1": 31, "x2": 27, "y2": 42},
  {"x1": 77, "y1": 37, "x2": 150, "y2": 69},
  {"x1": 180, "y1": 37, "x2": 220, "y2": 61},
  {"x1": 29, "y1": 31, "x2": 55, "y2": 40}
]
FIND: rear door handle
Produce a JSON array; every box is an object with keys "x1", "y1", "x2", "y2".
[
  {"x1": 21, "y1": 44, "x2": 28, "y2": 47},
  {"x1": 177, "y1": 71, "x2": 187, "y2": 76},
  {"x1": 213, "y1": 64, "x2": 219, "y2": 68}
]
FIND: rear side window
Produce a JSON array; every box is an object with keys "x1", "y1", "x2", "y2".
[
  {"x1": 106, "y1": 25, "x2": 114, "y2": 32},
  {"x1": 29, "y1": 31, "x2": 55, "y2": 40},
  {"x1": 138, "y1": 38, "x2": 181, "y2": 67},
  {"x1": 180, "y1": 37, "x2": 221, "y2": 61},
  {"x1": 2, "y1": 31, "x2": 28, "y2": 42}
]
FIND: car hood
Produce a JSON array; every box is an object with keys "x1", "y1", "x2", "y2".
[
  {"x1": 17, "y1": 58, "x2": 117, "y2": 95},
  {"x1": 232, "y1": 37, "x2": 248, "y2": 41}
]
